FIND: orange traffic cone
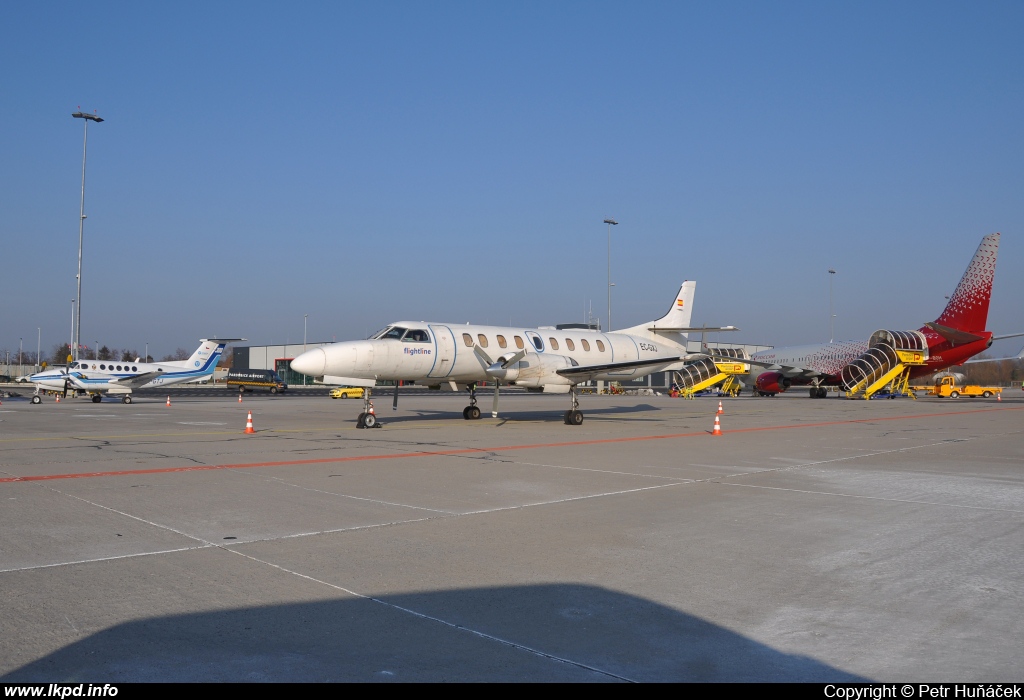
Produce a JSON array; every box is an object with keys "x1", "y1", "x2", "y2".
[
  {"x1": 712, "y1": 414, "x2": 722, "y2": 436},
  {"x1": 238, "y1": 393, "x2": 242, "y2": 403},
  {"x1": 717, "y1": 400, "x2": 723, "y2": 415},
  {"x1": 55, "y1": 394, "x2": 60, "y2": 403},
  {"x1": 244, "y1": 410, "x2": 255, "y2": 434},
  {"x1": 166, "y1": 396, "x2": 171, "y2": 407},
  {"x1": 997, "y1": 392, "x2": 1001, "y2": 402}
]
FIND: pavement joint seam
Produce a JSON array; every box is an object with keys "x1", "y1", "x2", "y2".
[
  {"x1": 714, "y1": 481, "x2": 1024, "y2": 515},
  {"x1": 12, "y1": 475, "x2": 637, "y2": 682}
]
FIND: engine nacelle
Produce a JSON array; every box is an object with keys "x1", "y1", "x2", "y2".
[
  {"x1": 497, "y1": 353, "x2": 575, "y2": 389},
  {"x1": 755, "y1": 371, "x2": 791, "y2": 395}
]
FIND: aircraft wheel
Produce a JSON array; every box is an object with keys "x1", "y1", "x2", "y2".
[
  {"x1": 949, "y1": 391, "x2": 960, "y2": 399},
  {"x1": 809, "y1": 389, "x2": 817, "y2": 398},
  {"x1": 31, "y1": 395, "x2": 41, "y2": 404},
  {"x1": 466, "y1": 406, "x2": 481, "y2": 420},
  {"x1": 92, "y1": 395, "x2": 102, "y2": 403},
  {"x1": 567, "y1": 410, "x2": 584, "y2": 426},
  {"x1": 356, "y1": 412, "x2": 366, "y2": 428},
  {"x1": 122, "y1": 395, "x2": 133, "y2": 404},
  {"x1": 362, "y1": 412, "x2": 377, "y2": 429}
]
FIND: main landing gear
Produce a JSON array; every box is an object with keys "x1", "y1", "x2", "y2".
[
  {"x1": 462, "y1": 383, "x2": 481, "y2": 420},
  {"x1": 356, "y1": 389, "x2": 380, "y2": 428},
  {"x1": 121, "y1": 395, "x2": 133, "y2": 404},
  {"x1": 808, "y1": 387, "x2": 828, "y2": 399},
  {"x1": 563, "y1": 386, "x2": 583, "y2": 425}
]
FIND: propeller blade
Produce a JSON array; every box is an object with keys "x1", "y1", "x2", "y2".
[
  {"x1": 393, "y1": 382, "x2": 399, "y2": 411},
  {"x1": 492, "y1": 381, "x2": 500, "y2": 418},
  {"x1": 62, "y1": 379, "x2": 69, "y2": 399},
  {"x1": 501, "y1": 350, "x2": 527, "y2": 369},
  {"x1": 473, "y1": 344, "x2": 494, "y2": 367}
]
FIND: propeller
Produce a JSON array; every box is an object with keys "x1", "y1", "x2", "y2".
[{"x1": 479, "y1": 349, "x2": 527, "y2": 418}]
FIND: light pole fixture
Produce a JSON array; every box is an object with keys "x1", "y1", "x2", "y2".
[
  {"x1": 828, "y1": 268, "x2": 837, "y2": 343},
  {"x1": 604, "y1": 218, "x2": 618, "y2": 331},
  {"x1": 72, "y1": 110, "x2": 104, "y2": 361}
]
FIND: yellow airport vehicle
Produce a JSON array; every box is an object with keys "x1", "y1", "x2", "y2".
[
  {"x1": 915, "y1": 375, "x2": 1002, "y2": 399},
  {"x1": 672, "y1": 357, "x2": 749, "y2": 399},
  {"x1": 330, "y1": 386, "x2": 365, "y2": 399}
]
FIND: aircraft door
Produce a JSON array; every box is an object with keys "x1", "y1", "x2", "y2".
[{"x1": 428, "y1": 325, "x2": 456, "y2": 378}]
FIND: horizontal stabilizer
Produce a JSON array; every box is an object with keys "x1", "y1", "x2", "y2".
[{"x1": 924, "y1": 322, "x2": 985, "y2": 345}]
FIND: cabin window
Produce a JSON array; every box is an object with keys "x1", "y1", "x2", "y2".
[
  {"x1": 403, "y1": 329, "x2": 429, "y2": 342},
  {"x1": 497, "y1": 335, "x2": 507, "y2": 348},
  {"x1": 565, "y1": 339, "x2": 575, "y2": 351},
  {"x1": 100, "y1": 364, "x2": 106, "y2": 370},
  {"x1": 116, "y1": 365, "x2": 122, "y2": 371},
  {"x1": 462, "y1": 333, "x2": 473, "y2": 347},
  {"x1": 477, "y1": 334, "x2": 489, "y2": 348},
  {"x1": 548, "y1": 338, "x2": 559, "y2": 350},
  {"x1": 596, "y1": 340, "x2": 606, "y2": 352},
  {"x1": 132, "y1": 366, "x2": 138, "y2": 372},
  {"x1": 581, "y1": 339, "x2": 591, "y2": 351},
  {"x1": 514, "y1": 336, "x2": 524, "y2": 349},
  {"x1": 531, "y1": 336, "x2": 543, "y2": 351}
]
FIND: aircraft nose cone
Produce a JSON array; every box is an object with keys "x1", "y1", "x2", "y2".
[{"x1": 291, "y1": 348, "x2": 326, "y2": 377}]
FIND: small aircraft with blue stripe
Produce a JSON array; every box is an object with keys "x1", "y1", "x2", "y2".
[{"x1": 27, "y1": 339, "x2": 243, "y2": 404}]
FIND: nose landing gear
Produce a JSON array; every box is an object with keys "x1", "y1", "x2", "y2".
[{"x1": 356, "y1": 389, "x2": 380, "y2": 428}]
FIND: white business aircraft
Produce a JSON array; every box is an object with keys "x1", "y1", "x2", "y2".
[
  {"x1": 27, "y1": 338, "x2": 244, "y2": 404},
  {"x1": 291, "y1": 282, "x2": 736, "y2": 427}
]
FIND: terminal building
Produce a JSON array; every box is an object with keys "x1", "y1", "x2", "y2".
[{"x1": 232, "y1": 336, "x2": 772, "y2": 389}]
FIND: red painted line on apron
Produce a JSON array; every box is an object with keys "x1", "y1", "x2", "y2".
[{"x1": 2, "y1": 405, "x2": 1020, "y2": 484}]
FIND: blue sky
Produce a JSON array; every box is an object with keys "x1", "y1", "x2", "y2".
[{"x1": 3, "y1": 1, "x2": 1023, "y2": 360}]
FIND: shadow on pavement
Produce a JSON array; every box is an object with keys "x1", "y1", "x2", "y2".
[{"x1": 3, "y1": 583, "x2": 867, "y2": 682}]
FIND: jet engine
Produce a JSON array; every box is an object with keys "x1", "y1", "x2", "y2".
[
  {"x1": 493, "y1": 353, "x2": 576, "y2": 389},
  {"x1": 755, "y1": 371, "x2": 791, "y2": 395}
]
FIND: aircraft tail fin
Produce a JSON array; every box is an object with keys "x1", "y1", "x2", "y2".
[
  {"x1": 934, "y1": 233, "x2": 999, "y2": 333},
  {"x1": 170, "y1": 339, "x2": 243, "y2": 372},
  {"x1": 619, "y1": 282, "x2": 695, "y2": 346}
]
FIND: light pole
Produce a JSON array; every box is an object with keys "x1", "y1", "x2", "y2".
[
  {"x1": 69, "y1": 299, "x2": 75, "y2": 363},
  {"x1": 303, "y1": 314, "x2": 308, "y2": 385},
  {"x1": 72, "y1": 110, "x2": 104, "y2": 362},
  {"x1": 604, "y1": 218, "x2": 618, "y2": 331},
  {"x1": 828, "y1": 268, "x2": 837, "y2": 343}
]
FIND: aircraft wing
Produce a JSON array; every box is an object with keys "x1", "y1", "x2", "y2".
[
  {"x1": 710, "y1": 354, "x2": 827, "y2": 379},
  {"x1": 964, "y1": 346, "x2": 1024, "y2": 364},
  {"x1": 109, "y1": 371, "x2": 165, "y2": 388},
  {"x1": 555, "y1": 356, "x2": 684, "y2": 383}
]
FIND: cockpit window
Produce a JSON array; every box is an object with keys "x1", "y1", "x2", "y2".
[
  {"x1": 402, "y1": 329, "x2": 430, "y2": 342},
  {"x1": 379, "y1": 326, "x2": 408, "y2": 341}
]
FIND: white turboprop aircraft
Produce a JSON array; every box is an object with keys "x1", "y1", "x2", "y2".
[
  {"x1": 27, "y1": 339, "x2": 244, "y2": 404},
  {"x1": 290, "y1": 282, "x2": 736, "y2": 427}
]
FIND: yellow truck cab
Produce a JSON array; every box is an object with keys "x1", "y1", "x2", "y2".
[{"x1": 922, "y1": 375, "x2": 1001, "y2": 399}]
